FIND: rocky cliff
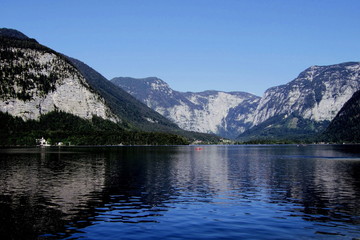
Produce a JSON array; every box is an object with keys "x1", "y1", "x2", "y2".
[
  {"x1": 4, "y1": 29, "x2": 358, "y2": 142},
  {"x1": 0, "y1": 28, "x2": 219, "y2": 143},
  {"x1": 67, "y1": 59, "x2": 184, "y2": 133},
  {"x1": 113, "y1": 62, "x2": 360, "y2": 141},
  {"x1": 0, "y1": 29, "x2": 118, "y2": 122},
  {"x1": 111, "y1": 77, "x2": 260, "y2": 139},
  {"x1": 252, "y1": 62, "x2": 360, "y2": 126}
]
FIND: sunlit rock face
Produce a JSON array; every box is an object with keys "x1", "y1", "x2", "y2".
[
  {"x1": 252, "y1": 62, "x2": 360, "y2": 126},
  {"x1": 112, "y1": 77, "x2": 260, "y2": 139},
  {"x1": 112, "y1": 62, "x2": 360, "y2": 139},
  {"x1": 0, "y1": 47, "x2": 118, "y2": 122}
]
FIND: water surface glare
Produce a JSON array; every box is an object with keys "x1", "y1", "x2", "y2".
[{"x1": 0, "y1": 145, "x2": 360, "y2": 239}]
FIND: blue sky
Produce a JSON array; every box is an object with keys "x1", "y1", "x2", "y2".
[{"x1": 2, "y1": 0, "x2": 360, "y2": 96}]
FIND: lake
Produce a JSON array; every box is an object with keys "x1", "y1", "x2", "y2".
[{"x1": 0, "y1": 145, "x2": 360, "y2": 239}]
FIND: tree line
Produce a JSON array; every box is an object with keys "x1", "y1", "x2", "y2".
[{"x1": 0, "y1": 111, "x2": 189, "y2": 146}]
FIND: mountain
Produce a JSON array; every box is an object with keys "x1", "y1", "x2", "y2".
[
  {"x1": 66, "y1": 59, "x2": 219, "y2": 142},
  {"x1": 67, "y1": 58, "x2": 184, "y2": 133},
  {"x1": 238, "y1": 62, "x2": 360, "y2": 141},
  {"x1": 3, "y1": 28, "x2": 358, "y2": 143},
  {"x1": 112, "y1": 62, "x2": 360, "y2": 141},
  {"x1": 252, "y1": 62, "x2": 360, "y2": 125},
  {"x1": 0, "y1": 28, "x2": 215, "y2": 145},
  {"x1": 0, "y1": 28, "x2": 118, "y2": 123},
  {"x1": 322, "y1": 90, "x2": 360, "y2": 143},
  {"x1": 237, "y1": 113, "x2": 329, "y2": 143},
  {"x1": 111, "y1": 77, "x2": 260, "y2": 139},
  {"x1": 0, "y1": 28, "x2": 186, "y2": 131}
]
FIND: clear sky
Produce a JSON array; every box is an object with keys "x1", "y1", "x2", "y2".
[{"x1": 1, "y1": 0, "x2": 360, "y2": 96}]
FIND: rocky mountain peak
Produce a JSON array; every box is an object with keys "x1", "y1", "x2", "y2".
[
  {"x1": 112, "y1": 77, "x2": 261, "y2": 139},
  {"x1": 144, "y1": 77, "x2": 171, "y2": 91},
  {"x1": 252, "y1": 62, "x2": 360, "y2": 126},
  {"x1": 113, "y1": 62, "x2": 360, "y2": 140},
  {"x1": 0, "y1": 30, "x2": 119, "y2": 122}
]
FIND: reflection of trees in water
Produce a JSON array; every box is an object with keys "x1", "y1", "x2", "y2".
[
  {"x1": 104, "y1": 147, "x2": 180, "y2": 203},
  {"x1": 174, "y1": 145, "x2": 360, "y2": 225},
  {"x1": 0, "y1": 148, "x2": 106, "y2": 239},
  {"x1": 254, "y1": 145, "x2": 360, "y2": 224},
  {"x1": 103, "y1": 145, "x2": 360, "y2": 227},
  {"x1": 1, "y1": 145, "x2": 360, "y2": 239},
  {"x1": 0, "y1": 147, "x2": 185, "y2": 239}
]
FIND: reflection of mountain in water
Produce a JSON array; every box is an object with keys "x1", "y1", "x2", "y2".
[
  {"x1": 0, "y1": 148, "x2": 107, "y2": 239},
  {"x1": 171, "y1": 146, "x2": 360, "y2": 224},
  {"x1": 262, "y1": 145, "x2": 360, "y2": 223},
  {"x1": 171, "y1": 146, "x2": 231, "y2": 196},
  {"x1": 0, "y1": 146, "x2": 360, "y2": 239}
]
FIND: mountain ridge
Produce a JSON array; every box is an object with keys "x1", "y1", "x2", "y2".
[
  {"x1": 252, "y1": 61, "x2": 360, "y2": 126},
  {"x1": 0, "y1": 28, "x2": 220, "y2": 144},
  {"x1": 111, "y1": 77, "x2": 260, "y2": 139},
  {"x1": 113, "y1": 61, "x2": 360, "y2": 141},
  {"x1": 237, "y1": 61, "x2": 360, "y2": 141},
  {"x1": 0, "y1": 29, "x2": 119, "y2": 123},
  {"x1": 2, "y1": 28, "x2": 360, "y2": 143},
  {"x1": 67, "y1": 58, "x2": 183, "y2": 133}
]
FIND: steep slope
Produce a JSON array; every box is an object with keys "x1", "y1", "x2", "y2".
[
  {"x1": 237, "y1": 113, "x2": 329, "y2": 142},
  {"x1": 253, "y1": 62, "x2": 360, "y2": 126},
  {"x1": 322, "y1": 90, "x2": 360, "y2": 143},
  {"x1": 0, "y1": 28, "x2": 118, "y2": 122},
  {"x1": 237, "y1": 62, "x2": 360, "y2": 141},
  {"x1": 67, "y1": 59, "x2": 183, "y2": 133},
  {"x1": 0, "y1": 28, "x2": 219, "y2": 144},
  {"x1": 0, "y1": 28, "x2": 190, "y2": 133},
  {"x1": 111, "y1": 77, "x2": 260, "y2": 139}
]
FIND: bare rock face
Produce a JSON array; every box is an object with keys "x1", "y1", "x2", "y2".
[
  {"x1": 0, "y1": 28, "x2": 191, "y2": 136},
  {"x1": 252, "y1": 62, "x2": 360, "y2": 126},
  {"x1": 111, "y1": 77, "x2": 260, "y2": 139},
  {"x1": 113, "y1": 62, "x2": 360, "y2": 140},
  {"x1": 4, "y1": 27, "x2": 358, "y2": 141},
  {"x1": 0, "y1": 46, "x2": 119, "y2": 122}
]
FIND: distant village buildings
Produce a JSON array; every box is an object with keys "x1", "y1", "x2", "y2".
[{"x1": 36, "y1": 137, "x2": 50, "y2": 147}]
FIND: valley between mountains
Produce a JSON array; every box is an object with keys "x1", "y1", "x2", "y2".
[{"x1": 1, "y1": 28, "x2": 360, "y2": 144}]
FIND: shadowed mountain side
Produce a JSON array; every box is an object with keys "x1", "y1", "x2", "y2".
[
  {"x1": 322, "y1": 90, "x2": 360, "y2": 143},
  {"x1": 68, "y1": 58, "x2": 220, "y2": 142},
  {"x1": 67, "y1": 58, "x2": 181, "y2": 132},
  {"x1": 237, "y1": 113, "x2": 330, "y2": 143}
]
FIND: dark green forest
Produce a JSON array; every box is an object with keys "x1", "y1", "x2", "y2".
[{"x1": 0, "y1": 111, "x2": 189, "y2": 146}]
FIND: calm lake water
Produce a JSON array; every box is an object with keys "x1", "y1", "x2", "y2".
[{"x1": 0, "y1": 145, "x2": 360, "y2": 240}]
